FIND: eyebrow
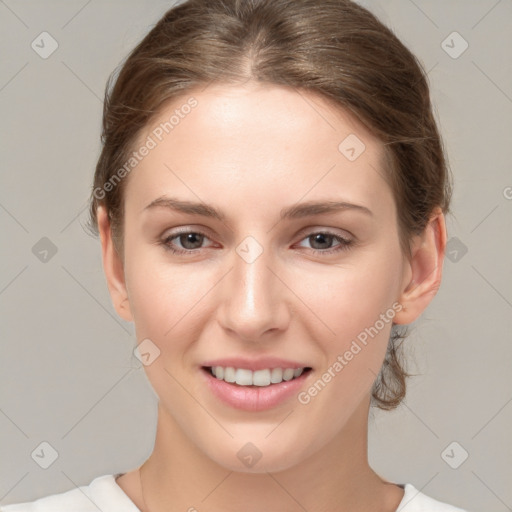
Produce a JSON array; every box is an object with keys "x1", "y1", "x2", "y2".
[{"x1": 143, "y1": 196, "x2": 373, "y2": 220}]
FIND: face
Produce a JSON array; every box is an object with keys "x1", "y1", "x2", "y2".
[{"x1": 101, "y1": 82, "x2": 427, "y2": 473}]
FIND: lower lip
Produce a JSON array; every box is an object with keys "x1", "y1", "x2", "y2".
[{"x1": 202, "y1": 368, "x2": 311, "y2": 411}]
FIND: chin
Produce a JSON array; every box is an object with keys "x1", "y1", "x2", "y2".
[
  {"x1": 195, "y1": 430, "x2": 317, "y2": 474},
  {"x1": 214, "y1": 447, "x2": 304, "y2": 474}
]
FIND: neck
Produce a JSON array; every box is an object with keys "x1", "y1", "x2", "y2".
[{"x1": 138, "y1": 397, "x2": 402, "y2": 512}]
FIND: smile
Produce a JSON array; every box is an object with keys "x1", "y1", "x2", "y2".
[
  {"x1": 201, "y1": 365, "x2": 313, "y2": 411},
  {"x1": 206, "y1": 366, "x2": 312, "y2": 386}
]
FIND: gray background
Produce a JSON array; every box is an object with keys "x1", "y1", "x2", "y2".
[{"x1": 0, "y1": 0, "x2": 511, "y2": 510}]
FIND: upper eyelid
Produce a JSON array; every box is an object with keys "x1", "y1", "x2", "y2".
[
  {"x1": 296, "y1": 225, "x2": 353, "y2": 239},
  {"x1": 162, "y1": 225, "x2": 215, "y2": 240},
  {"x1": 162, "y1": 222, "x2": 352, "y2": 235}
]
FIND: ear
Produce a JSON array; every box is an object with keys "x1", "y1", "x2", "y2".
[
  {"x1": 97, "y1": 206, "x2": 133, "y2": 323},
  {"x1": 393, "y1": 207, "x2": 447, "y2": 325}
]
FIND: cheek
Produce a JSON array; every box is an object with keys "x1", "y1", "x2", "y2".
[
  {"x1": 293, "y1": 242, "x2": 403, "y2": 406},
  {"x1": 295, "y1": 244, "x2": 403, "y2": 345},
  {"x1": 123, "y1": 244, "x2": 213, "y2": 343}
]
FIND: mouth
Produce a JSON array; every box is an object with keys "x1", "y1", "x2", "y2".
[
  {"x1": 200, "y1": 365, "x2": 313, "y2": 411},
  {"x1": 202, "y1": 366, "x2": 313, "y2": 387}
]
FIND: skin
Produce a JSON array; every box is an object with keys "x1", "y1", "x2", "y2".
[{"x1": 97, "y1": 82, "x2": 446, "y2": 512}]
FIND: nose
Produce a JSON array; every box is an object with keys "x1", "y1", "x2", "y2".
[{"x1": 217, "y1": 241, "x2": 291, "y2": 342}]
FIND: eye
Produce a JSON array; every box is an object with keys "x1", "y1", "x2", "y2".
[
  {"x1": 297, "y1": 231, "x2": 354, "y2": 254},
  {"x1": 160, "y1": 229, "x2": 354, "y2": 256},
  {"x1": 161, "y1": 230, "x2": 213, "y2": 254}
]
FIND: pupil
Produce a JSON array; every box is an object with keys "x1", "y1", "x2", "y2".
[
  {"x1": 311, "y1": 233, "x2": 332, "y2": 249},
  {"x1": 181, "y1": 233, "x2": 203, "y2": 249}
]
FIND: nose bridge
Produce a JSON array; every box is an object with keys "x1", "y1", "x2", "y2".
[{"x1": 218, "y1": 236, "x2": 288, "y2": 340}]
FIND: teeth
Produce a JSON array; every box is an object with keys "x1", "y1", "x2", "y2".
[
  {"x1": 270, "y1": 368, "x2": 283, "y2": 383},
  {"x1": 235, "y1": 368, "x2": 253, "y2": 386},
  {"x1": 210, "y1": 366, "x2": 307, "y2": 386},
  {"x1": 223, "y1": 367, "x2": 235, "y2": 383},
  {"x1": 252, "y1": 369, "x2": 271, "y2": 386},
  {"x1": 283, "y1": 368, "x2": 295, "y2": 381}
]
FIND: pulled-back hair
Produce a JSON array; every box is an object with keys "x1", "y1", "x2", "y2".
[{"x1": 89, "y1": 0, "x2": 452, "y2": 410}]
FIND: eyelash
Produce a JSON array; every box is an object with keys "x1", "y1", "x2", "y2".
[{"x1": 160, "y1": 229, "x2": 355, "y2": 256}]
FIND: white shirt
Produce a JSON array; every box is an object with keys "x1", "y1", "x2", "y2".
[{"x1": 1, "y1": 474, "x2": 469, "y2": 511}]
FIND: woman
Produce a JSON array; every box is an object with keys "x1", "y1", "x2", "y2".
[{"x1": 3, "y1": 0, "x2": 468, "y2": 510}]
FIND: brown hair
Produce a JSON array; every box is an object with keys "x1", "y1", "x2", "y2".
[{"x1": 88, "y1": 0, "x2": 452, "y2": 410}]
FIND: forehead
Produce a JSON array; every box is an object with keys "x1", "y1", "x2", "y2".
[{"x1": 127, "y1": 82, "x2": 394, "y2": 220}]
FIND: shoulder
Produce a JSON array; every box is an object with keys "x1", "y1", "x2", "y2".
[
  {"x1": 0, "y1": 474, "x2": 140, "y2": 512},
  {"x1": 397, "y1": 483, "x2": 469, "y2": 512}
]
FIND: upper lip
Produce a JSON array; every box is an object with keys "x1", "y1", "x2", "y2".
[{"x1": 201, "y1": 357, "x2": 312, "y2": 371}]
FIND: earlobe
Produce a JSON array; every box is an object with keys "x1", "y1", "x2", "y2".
[
  {"x1": 393, "y1": 208, "x2": 447, "y2": 325},
  {"x1": 97, "y1": 206, "x2": 133, "y2": 323}
]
